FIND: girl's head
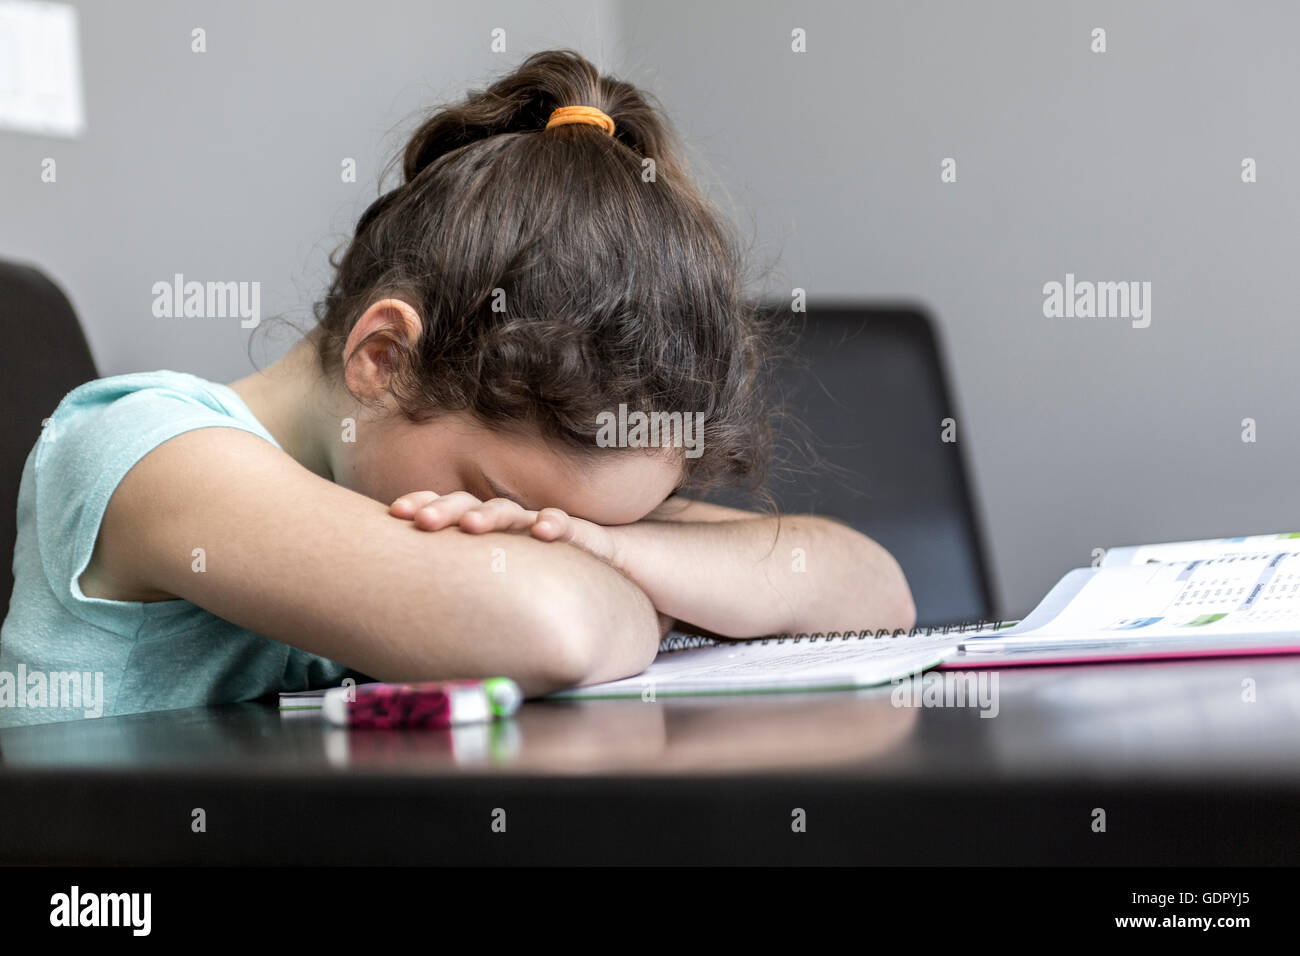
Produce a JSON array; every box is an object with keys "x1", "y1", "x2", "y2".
[{"x1": 311, "y1": 50, "x2": 772, "y2": 524}]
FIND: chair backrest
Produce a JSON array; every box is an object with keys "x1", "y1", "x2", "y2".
[
  {"x1": 0, "y1": 261, "x2": 99, "y2": 617},
  {"x1": 711, "y1": 303, "x2": 996, "y2": 627}
]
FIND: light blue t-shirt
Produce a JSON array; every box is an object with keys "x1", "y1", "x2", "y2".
[{"x1": 0, "y1": 370, "x2": 368, "y2": 726}]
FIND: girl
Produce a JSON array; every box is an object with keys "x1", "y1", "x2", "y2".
[{"x1": 0, "y1": 51, "x2": 913, "y2": 726}]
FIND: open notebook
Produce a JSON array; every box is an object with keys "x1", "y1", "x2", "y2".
[{"x1": 547, "y1": 532, "x2": 1300, "y2": 699}]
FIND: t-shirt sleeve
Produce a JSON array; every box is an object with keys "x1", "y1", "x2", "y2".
[{"x1": 31, "y1": 385, "x2": 278, "y2": 636}]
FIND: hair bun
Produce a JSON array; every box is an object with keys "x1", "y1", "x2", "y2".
[{"x1": 400, "y1": 49, "x2": 669, "y2": 183}]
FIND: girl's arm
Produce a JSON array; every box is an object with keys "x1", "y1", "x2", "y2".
[
  {"x1": 87, "y1": 428, "x2": 661, "y2": 696},
  {"x1": 605, "y1": 500, "x2": 917, "y2": 638},
  {"x1": 392, "y1": 492, "x2": 917, "y2": 638}
]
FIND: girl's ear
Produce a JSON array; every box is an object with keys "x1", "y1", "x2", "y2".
[{"x1": 341, "y1": 298, "x2": 423, "y2": 402}]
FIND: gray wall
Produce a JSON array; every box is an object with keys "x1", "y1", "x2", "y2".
[
  {"x1": 0, "y1": 0, "x2": 616, "y2": 369},
  {"x1": 615, "y1": 0, "x2": 1300, "y2": 615},
  {"x1": 2, "y1": 0, "x2": 1296, "y2": 616}
]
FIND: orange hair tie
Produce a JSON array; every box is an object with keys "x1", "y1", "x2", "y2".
[{"x1": 545, "y1": 105, "x2": 615, "y2": 137}]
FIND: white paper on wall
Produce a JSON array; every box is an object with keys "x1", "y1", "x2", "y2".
[{"x1": 0, "y1": 0, "x2": 84, "y2": 137}]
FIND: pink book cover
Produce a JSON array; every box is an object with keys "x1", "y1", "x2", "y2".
[{"x1": 940, "y1": 639, "x2": 1300, "y2": 669}]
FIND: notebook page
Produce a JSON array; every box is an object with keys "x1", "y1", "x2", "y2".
[
  {"x1": 548, "y1": 635, "x2": 962, "y2": 698},
  {"x1": 1101, "y1": 532, "x2": 1300, "y2": 567},
  {"x1": 972, "y1": 551, "x2": 1300, "y2": 646}
]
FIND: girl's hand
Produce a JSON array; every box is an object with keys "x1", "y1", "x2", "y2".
[
  {"x1": 390, "y1": 491, "x2": 673, "y2": 635},
  {"x1": 390, "y1": 490, "x2": 536, "y2": 533},
  {"x1": 388, "y1": 491, "x2": 621, "y2": 568}
]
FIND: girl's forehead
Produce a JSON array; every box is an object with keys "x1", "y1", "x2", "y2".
[
  {"x1": 491, "y1": 442, "x2": 683, "y2": 524},
  {"x1": 395, "y1": 412, "x2": 683, "y2": 523}
]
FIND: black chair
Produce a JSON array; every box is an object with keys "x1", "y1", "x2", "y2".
[
  {"x1": 0, "y1": 261, "x2": 99, "y2": 617},
  {"x1": 712, "y1": 303, "x2": 996, "y2": 627}
]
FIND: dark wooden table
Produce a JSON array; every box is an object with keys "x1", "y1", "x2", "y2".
[{"x1": 2, "y1": 655, "x2": 1298, "y2": 864}]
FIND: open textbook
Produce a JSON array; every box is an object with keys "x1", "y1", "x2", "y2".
[
  {"x1": 955, "y1": 530, "x2": 1300, "y2": 664},
  {"x1": 548, "y1": 532, "x2": 1300, "y2": 699}
]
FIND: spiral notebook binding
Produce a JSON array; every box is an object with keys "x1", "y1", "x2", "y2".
[{"x1": 657, "y1": 620, "x2": 1010, "y2": 654}]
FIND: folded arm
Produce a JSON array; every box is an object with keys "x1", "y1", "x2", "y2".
[
  {"x1": 84, "y1": 428, "x2": 661, "y2": 696},
  {"x1": 390, "y1": 492, "x2": 916, "y2": 639},
  {"x1": 606, "y1": 497, "x2": 917, "y2": 637}
]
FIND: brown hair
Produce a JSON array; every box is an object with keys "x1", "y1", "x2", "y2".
[{"x1": 312, "y1": 50, "x2": 774, "y2": 492}]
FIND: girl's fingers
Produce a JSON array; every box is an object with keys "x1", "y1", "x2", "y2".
[
  {"x1": 394, "y1": 492, "x2": 537, "y2": 535},
  {"x1": 398, "y1": 496, "x2": 608, "y2": 561},
  {"x1": 412, "y1": 491, "x2": 484, "y2": 531},
  {"x1": 458, "y1": 499, "x2": 538, "y2": 534},
  {"x1": 531, "y1": 508, "x2": 618, "y2": 565},
  {"x1": 530, "y1": 507, "x2": 572, "y2": 541},
  {"x1": 390, "y1": 490, "x2": 440, "y2": 518}
]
